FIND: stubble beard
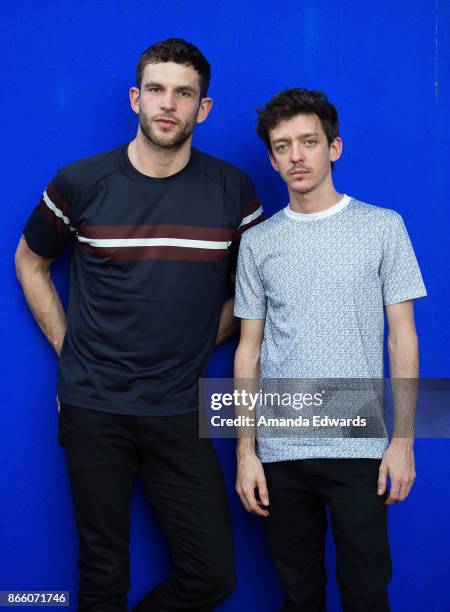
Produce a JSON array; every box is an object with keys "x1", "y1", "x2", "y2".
[
  {"x1": 288, "y1": 167, "x2": 329, "y2": 196},
  {"x1": 139, "y1": 109, "x2": 197, "y2": 152}
]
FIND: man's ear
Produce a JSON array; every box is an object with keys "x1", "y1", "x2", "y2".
[
  {"x1": 196, "y1": 97, "x2": 213, "y2": 124},
  {"x1": 129, "y1": 86, "x2": 140, "y2": 115},
  {"x1": 330, "y1": 137, "x2": 343, "y2": 163}
]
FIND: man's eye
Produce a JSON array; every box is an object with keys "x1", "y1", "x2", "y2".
[
  {"x1": 179, "y1": 90, "x2": 191, "y2": 97},
  {"x1": 276, "y1": 144, "x2": 288, "y2": 152},
  {"x1": 305, "y1": 140, "x2": 318, "y2": 146},
  {"x1": 148, "y1": 87, "x2": 161, "y2": 93}
]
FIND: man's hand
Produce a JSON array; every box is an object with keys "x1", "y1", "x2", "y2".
[
  {"x1": 236, "y1": 451, "x2": 270, "y2": 517},
  {"x1": 378, "y1": 440, "x2": 416, "y2": 505}
]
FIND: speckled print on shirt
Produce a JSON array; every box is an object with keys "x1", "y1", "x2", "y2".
[{"x1": 234, "y1": 197, "x2": 427, "y2": 462}]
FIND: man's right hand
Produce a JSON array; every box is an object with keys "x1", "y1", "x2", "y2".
[{"x1": 236, "y1": 451, "x2": 270, "y2": 517}]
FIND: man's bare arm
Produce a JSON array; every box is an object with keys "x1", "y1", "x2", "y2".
[
  {"x1": 234, "y1": 318, "x2": 269, "y2": 516},
  {"x1": 378, "y1": 300, "x2": 418, "y2": 505},
  {"x1": 215, "y1": 273, "x2": 239, "y2": 346},
  {"x1": 215, "y1": 297, "x2": 239, "y2": 346},
  {"x1": 15, "y1": 236, "x2": 67, "y2": 356}
]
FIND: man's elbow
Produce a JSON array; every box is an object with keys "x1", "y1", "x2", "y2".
[
  {"x1": 388, "y1": 328, "x2": 419, "y2": 364},
  {"x1": 14, "y1": 238, "x2": 51, "y2": 285},
  {"x1": 14, "y1": 242, "x2": 27, "y2": 284},
  {"x1": 388, "y1": 325, "x2": 418, "y2": 349},
  {"x1": 234, "y1": 343, "x2": 261, "y2": 372}
]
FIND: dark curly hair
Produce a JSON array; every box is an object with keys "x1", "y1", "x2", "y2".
[
  {"x1": 257, "y1": 88, "x2": 339, "y2": 152},
  {"x1": 136, "y1": 38, "x2": 211, "y2": 99}
]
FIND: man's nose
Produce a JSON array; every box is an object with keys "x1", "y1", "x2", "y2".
[
  {"x1": 160, "y1": 91, "x2": 176, "y2": 111},
  {"x1": 290, "y1": 143, "x2": 304, "y2": 163}
]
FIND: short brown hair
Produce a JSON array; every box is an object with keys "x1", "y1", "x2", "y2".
[
  {"x1": 136, "y1": 38, "x2": 211, "y2": 99},
  {"x1": 257, "y1": 88, "x2": 339, "y2": 151}
]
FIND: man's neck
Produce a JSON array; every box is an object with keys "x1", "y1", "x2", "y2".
[
  {"x1": 288, "y1": 181, "x2": 342, "y2": 215},
  {"x1": 128, "y1": 130, "x2": 192, "y2": 178}
]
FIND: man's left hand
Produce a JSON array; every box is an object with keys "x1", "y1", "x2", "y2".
[{"x1": 378, "y1": 440, "x2": 416, "y2": 505}]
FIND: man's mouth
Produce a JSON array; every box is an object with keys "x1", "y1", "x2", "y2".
[
  {"x1": 289, "y1": 168, "x2": 310, "y2": 177},
  {"x1": 154, "y1": 117, "x2": 178, "y2": 127}
]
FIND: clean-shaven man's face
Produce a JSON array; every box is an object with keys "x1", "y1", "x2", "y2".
[
  {"x1": 268, "y1": 113, "x2": 342, "y2": 195},
  {"x1": 130, "y1": 61, "x2": 212, "y2": 150}
]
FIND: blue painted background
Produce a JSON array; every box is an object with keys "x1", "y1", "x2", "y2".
[{"x1": 2, "y1": 0, "x2": 450, "y2": 609}]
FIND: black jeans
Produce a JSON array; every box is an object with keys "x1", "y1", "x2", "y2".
[
  {"x1": 58, "y1": 404, "x2": 235, "y2": 611},
  {"x1": 263, "y1": 459, "x2": 392, "y2": 612}
]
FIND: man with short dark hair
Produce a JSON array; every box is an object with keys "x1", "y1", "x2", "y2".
[
  {"x1": 15, "y1": 38, "x2": 262, "y2": 611},
  {"x1": 234, "y1": 88, "x2": 426, "y2": 611}
]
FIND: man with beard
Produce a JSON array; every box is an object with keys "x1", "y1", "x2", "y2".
[{"x1": 15, "y1": 38, "x2": 262, "y2": 611}]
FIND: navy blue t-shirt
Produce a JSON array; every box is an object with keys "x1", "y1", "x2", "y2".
[{"x1": 23, "y1": 144, "x2": 263, "y2": 415}]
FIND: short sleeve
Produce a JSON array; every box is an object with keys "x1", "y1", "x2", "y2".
[
  {"x1": 234, "y1": 235, "x2": 267, "y2": 319},
  {"x1": 23, "y1": 169, "x2": 78, "y2": 259},
  {"x1": 380, "y1": 213, "x2": 427, "y2": 305},
  {"x1": 230, "y1": 172, "x2": 264, "y2": 272},
  {"x1": 238, "y1": 172, "x2": 264, "y2": 234}
]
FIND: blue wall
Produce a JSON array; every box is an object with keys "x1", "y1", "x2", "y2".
[{"x1": 2, "y1": 0, "x2": 449, "y2": 609}]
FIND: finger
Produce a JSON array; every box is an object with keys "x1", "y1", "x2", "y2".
[
  {"x1": 244, "y1": 489, "x2": 264, "y2": 515},
  {"x1": 385, "y1": 485, "x2": 401, "y2": 506},
  {"x1": 236, "y1": 488, "x2": 250, "y2": 512},
  {"x1": 243, "y1": 488, "x2": 269, "y2": 517},
  {"x1": 242, "y1": 487, "x2": 256, "y2": 512},
  {"x1": 240, "y1": 495, "x2": 251, "y2": 513},
  {"x1": 377, "y1": 464, "x2": 388, "y2": 495},
  {"x1": 235, "y1": 485, "x2": 250, "y2": 512},
  {"x1": 398, "y1": 479, "x2": 414, "y2": 502},
  {"x1": 253, "y1": 503, "x2": 269, "y2": 517},
  {"x1": 257, "y1": 478, "x2": 270, "y2": 507},
  {"x1": 255, "y1": 497, "x2": 270, "y2": 516}
]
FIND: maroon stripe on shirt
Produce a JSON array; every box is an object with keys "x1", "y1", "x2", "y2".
[
  {"x1": 39, "y1": 198, "x2": 72, "y2": 232},
  {"x1": 78, "y1": 243, "x2": 230, "y2": 262},
  {"x1": 242, "y1": 197, "x2": 261, "y2": 218},
  {"x1": 239, "y1": 212, "x2": 265, "y2": 235},
  {"x1": 46, "y1": 182, "x2": 71, "y2": 217},
  {"x1": 79, "y1": 225, "x2": 237, "y2": 241}
]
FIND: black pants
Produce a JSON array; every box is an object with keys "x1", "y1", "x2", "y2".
[
  {"x1": 58, "y1": 404, "x2": 235, "y2": 611},
  {"x1": 263, "y1": 459, "x2": 392, "y2": 612}
]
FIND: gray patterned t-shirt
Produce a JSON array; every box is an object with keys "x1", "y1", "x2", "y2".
[{"x1": 234, "y1": 195, "x2": 427, "y2": 462}]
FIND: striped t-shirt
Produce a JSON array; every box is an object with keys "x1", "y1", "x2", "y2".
[{"x1": 24, "y1": 144, "x2": 263, "y2": 416}]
